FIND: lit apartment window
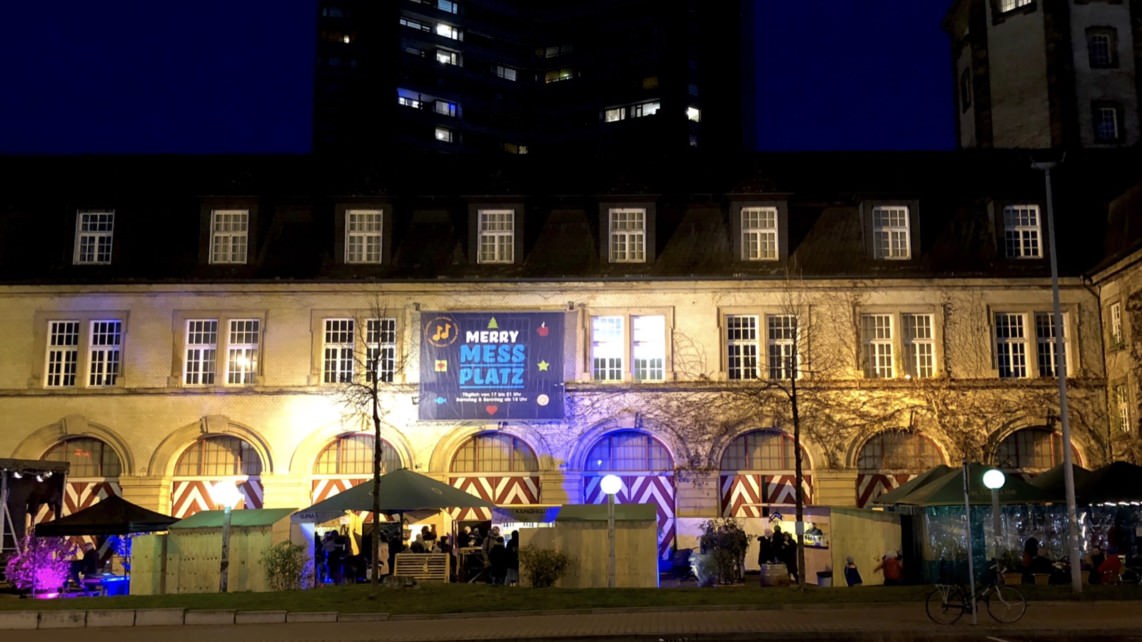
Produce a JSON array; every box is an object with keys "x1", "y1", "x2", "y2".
[
  {"x1": 226, "y1": 319, "x2": 260, "y2": 385},
  {"x1": 1109, "y1": 302, "x2": 1124, "y2": 349},
  {"x1": 436, "y1": 0, "x2": 458, "y2": 14},
  {"x1": 399, "y1": 17, "x2": 430, "y2": 33},
  {"x1": 435, "y1": 100, "x2": 458, "y2": 117},
  {"x1": 436, "y1": 49, "x2": 460, "y2": 66},
  {"x1": 632, "y1": 315, "x2": 666, "y2": 381},
  {"x1": 997, "y1": 0, "x2": 1032, "y2": 12},
  {"x1": 435, "y1": 23, "x2": 460, "y2": 40},
  {"x1": 43, "y1": 319, "x2": 123, "y2": 388},
  {"x1": 74, "y1": 211, "x2": 114, "y2": 265},
  {"x1": 397, "y1": 88, "x2": 423, "y2": 109},
  {"x1": 184, "y1": 320, "x2": 218, "y2": 385},
  {"x1": 871, "y1": 206, "x2": 910, "y2": 260},
  {"x1": 741, "y1": 207, "x2": 778, "y2": 261},
  {"x1": 995, "y1": 311, "x2": 1066, "y2": 378},
  {"x1": 435, "y1": 126, "x2": 454, "y2": 143},
  {"x1": 1087, "y1": 28, "x2": 1117, "y2": 68},
  {"x1": 366, "y1": 318, "x2": 397, "y2": 383},
  {"x1": 861, "y1": 314, "x2": 894, "y2": 378},
  {"x1": 902, "y1": 313, "x2": 935, "y2": 378},
  {"x1": 631, "y1": 101, "x2": 660, "y2": 118},
  {"x1": 494, "y1": 65, "x2": 517, "y2": 81},
  {"x1": 590, "y1": 316, "x2": 624, "y2": 381},
  {"x1": 1003, "y1": 204, "x2": 1042, "y2": 258},
  {"x1": 1094, "y1": 104, "x2": 1121, "y2": 143},
  {"x1": 607, "y1": 208, "x2": 646, "y2": 263},
  {"x1": 1115, "y1": 383, "x2": 1131, "y2": 432},
  {"x1": 726, "y1": 315, "x2": 759, "y2": 380},
  {"x1": 209, "y1": 209, "x2": 248, "y2": 264},
  {"x1": 345, "y1": 209, "x2": 383, "y2": 264},
  {"x1": 477, "y1": 209, "x2": 514, "y2": 264},
  {"x1": 767, "y1": 315, "x2": 798, "y2": 380},
  {"x1": 322, "y1": 318, "x2": 396, "y2": 384},
  {"x1": 1034, "y1": 312, "x2": 1061, "y2": 377},
  {"x1": 544, "y1": 68, "x2": 574, "y2": 83},
  {"x1": 603, "y1": 107, "x2": 625, "y2": 123},
  {"x1": 686, "y1": 106, "x2": 701, "y2": 122},
  {"x1": 589, "y1": 314, "x2": 666, "y2": 382}
]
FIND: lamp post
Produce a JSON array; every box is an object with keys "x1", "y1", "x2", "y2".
[
  {"x1": 1033, "y1": 159, "x2": 1083, "y2": 594},
  {"x1": 983, "y1": 468, "x2": 1006, "y2": 562},
  {"x1": 210, "y1": 480, "x2": 242, "y2": 593},
  {"x1": 961, "y1": 462, "x2": 978, "y2": 625},
  {"x1": 600, "y1": 474, "x2": 623, "y2": 589}
]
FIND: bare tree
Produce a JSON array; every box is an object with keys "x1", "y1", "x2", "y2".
[{"x1": 334, "y1": 302, "x2": 410, "y2": 590}]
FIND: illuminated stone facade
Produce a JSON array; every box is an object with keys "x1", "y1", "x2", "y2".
[{"x1": 0, "y1": 152, "x2": 1136, "y2": 557}]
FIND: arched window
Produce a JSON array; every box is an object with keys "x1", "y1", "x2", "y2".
[
  {"x1": 720, "y1": 430, "x2": 801, "y2": 470},
  {"x1": 857, "y1": 431, "x2": 943, "y2": 472},
  {"x1": 314, "y1": 434, "x2": 401, "y2": 475},
  {"x1": 995, "y1": 428, "x2": 1077, "y2": 470},
  {"x1": 585, "y1": 431, "x2": 672, "y2": 473},
  {"x1": 450, "y1": 433, "x2": 538, "y2": 473},
  {"x1": 175, "y1": 435, "x2": 262, "y2": 476},
  {"x1": 43, "y1": 437, "x2": 122, "y2": 478}
]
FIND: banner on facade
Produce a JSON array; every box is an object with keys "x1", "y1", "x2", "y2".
[{"x1": 419, "y1": 312, "x2": 564, "y2": 420}]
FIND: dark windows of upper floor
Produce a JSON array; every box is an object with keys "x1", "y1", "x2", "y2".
[
  {"x1": 74, "y1": 210, "x2": 114, "y2": 265},
  {"x1": 993, "y1": 310, "x2": 1068, "y2": 379},
  {"x1": 43, "y1": 318, "x2": 123, "y2": 388},
  {"x1": 1086, "y1": 27, "x2": 1118, "y2": 69},
  {"x1": 1093, "y1": 102, "x2": 1123, "y2": 143},
  {"x1": 1002, "y1": 204, "x2": 1043, "y2": 259}
]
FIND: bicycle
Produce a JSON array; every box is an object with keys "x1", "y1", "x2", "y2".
[{"x1": 925, "y1": 561, "x2": 1027, "y2": 625}]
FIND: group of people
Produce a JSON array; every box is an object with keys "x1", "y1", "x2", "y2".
[
  {"x1": 457, "y1": 524, "x2": 521, "y2": 585},
  {"x1": 756, "y1": 525, "x2": 799, "y2": 584}
]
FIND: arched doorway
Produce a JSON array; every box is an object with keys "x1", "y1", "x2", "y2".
[
  {"x1": 39, "y1": 436, "x2": 124, "y2": 528},
  {"x1": 719, "y1": 429, "x2": 812, "y2": 517},
  {"x1": 994, "y1": 427, "x2": 1082, "y2": 476},
  {"x1": 583, "y1": 430, "x2": 675, "y2": 562},
  {"x1": 311, "y1": 433, "x2": 402, "y2": 505},
  {"x1": 855, "y1": 431, "x2": 944, "y2": 507},
  {"x1": 170, "y1": 435, "x2": 263, "y2": 518},
  {"x1": 449, "y1": 432, "x2": 540, "y2": 522}
]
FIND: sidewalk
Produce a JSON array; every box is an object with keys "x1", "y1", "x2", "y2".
[{"x1": 8, "y1": 599, "x2": 1142, "y2": 641}]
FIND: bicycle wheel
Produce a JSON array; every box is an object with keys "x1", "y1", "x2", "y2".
[
  {"x1": 986, "y1": 584, "x2": 1027, "y2": 623},
  {"x1": 925, "y1": 586, "x2": 965, "y2": 624}
]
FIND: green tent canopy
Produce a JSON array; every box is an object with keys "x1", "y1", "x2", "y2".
[
  {"x1": 1075, "y1": 461, "x2": 1142, "y2": 504},
  {"x1": 871, "y1": 465, "x2": 953, "y2": 505},
  {"x1": 292, "y1": 468, "x2": 494, "y2": 524},
  {"x1": 875, "y1": 463, "x2": 1053, "y2": 507}
]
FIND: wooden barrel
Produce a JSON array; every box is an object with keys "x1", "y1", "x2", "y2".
[{"x1": 760, "y1": 563, "x2": 790, "y2": 586}]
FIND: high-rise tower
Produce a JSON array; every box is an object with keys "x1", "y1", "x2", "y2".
[
  {"x1": 313, "y1": 0, "x2": 754, "y2": 157},
  {"x1": 945, "y1": 0, "x2": 1140, "y2": 149}
]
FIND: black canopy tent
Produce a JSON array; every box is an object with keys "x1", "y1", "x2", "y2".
[{"x1": 33, "y1": 495, "x2": 178, "y2": 537}]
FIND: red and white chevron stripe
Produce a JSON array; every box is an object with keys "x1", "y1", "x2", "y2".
[
  {"x1": 855, "y1": 472, "x2": 916, "y2": 507},
  {"x1": 584, "y1": 474, "x2": 676, "y2": 561},
  {"x1": 720, "y1": 474, "x2": 814, "y2": 517},
  {"x1": 171, "y1": 477, "x2": 263, "y2": 519},
  {"x1": 448, "y1": 475, "x2": 540, "y2": 521},
  {"x1": 310, "y1": 476, "x2": 395, "y2": 522}
]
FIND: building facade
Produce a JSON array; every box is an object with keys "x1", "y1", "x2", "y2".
[
  {"x1": 945, "y1": 0, "x2": 1142, "y2": 149},
  {"x1": 1, "y1": 151, "x2": 1137, "y2": 559}
]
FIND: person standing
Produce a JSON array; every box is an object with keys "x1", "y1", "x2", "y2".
[
  {"x1": 506, "y1": 530, "x2": 520, "y2": 586},
  {"x1": 844, "y1": 556, "x2": 863, "y2": 586},
  {"x1": 874, "y1": 551, "x2": 903, "y2": 585}
]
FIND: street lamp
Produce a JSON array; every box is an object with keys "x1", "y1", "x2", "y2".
[
  {"x1": 210, "y1": 480, "x2": 242, "y2": 593},
  {"x1": 983, "y1": 468, "x2": 1006, "y2": 562},
  {"x1": 600, "y1": 474, "x2": 623, "y2": 589}
]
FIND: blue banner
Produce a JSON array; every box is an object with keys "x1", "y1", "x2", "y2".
[{"x1": 419, "y1": 312, "x2": 564, "y2": 420}]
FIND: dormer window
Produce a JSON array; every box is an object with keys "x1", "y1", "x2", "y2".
[
  {"x1": 871, "y1": 206, "x2": 911, "y2": 260},
  {"x1": 1002, "y1": 205, "x2": 1042, "y2": 258},
  {"x1": 74, "y1": 210, "x2": 114, "y2": 265},
  {"x1": 607, "y1": 208, "x2": 646, "y2": 263}
]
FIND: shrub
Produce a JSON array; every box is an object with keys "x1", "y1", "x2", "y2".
[
  {"x1": 519, "y1": 545, "x2": 571, "y2": 588},
  {"x1": 698, "y1": 518, "x2": 749, "y2": 585},
  {"x1": 3, "y1": 535, "x2": 75, "y2": 594},
  {"x1": 260, "y1": 541, "x2": 311, "y2": 591}
]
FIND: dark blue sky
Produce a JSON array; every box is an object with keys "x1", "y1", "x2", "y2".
[{"x1": 0, "y1": 1, "x2": 953, "y2": 154}]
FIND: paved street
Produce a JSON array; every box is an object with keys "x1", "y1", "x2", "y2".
[{"x1": 14, "y1": 600, "x2": 1142, "y2": 642}]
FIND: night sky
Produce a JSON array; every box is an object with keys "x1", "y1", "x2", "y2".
[{"x1": 1, "y1": 1, "x2": 954, "y2": 155}]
